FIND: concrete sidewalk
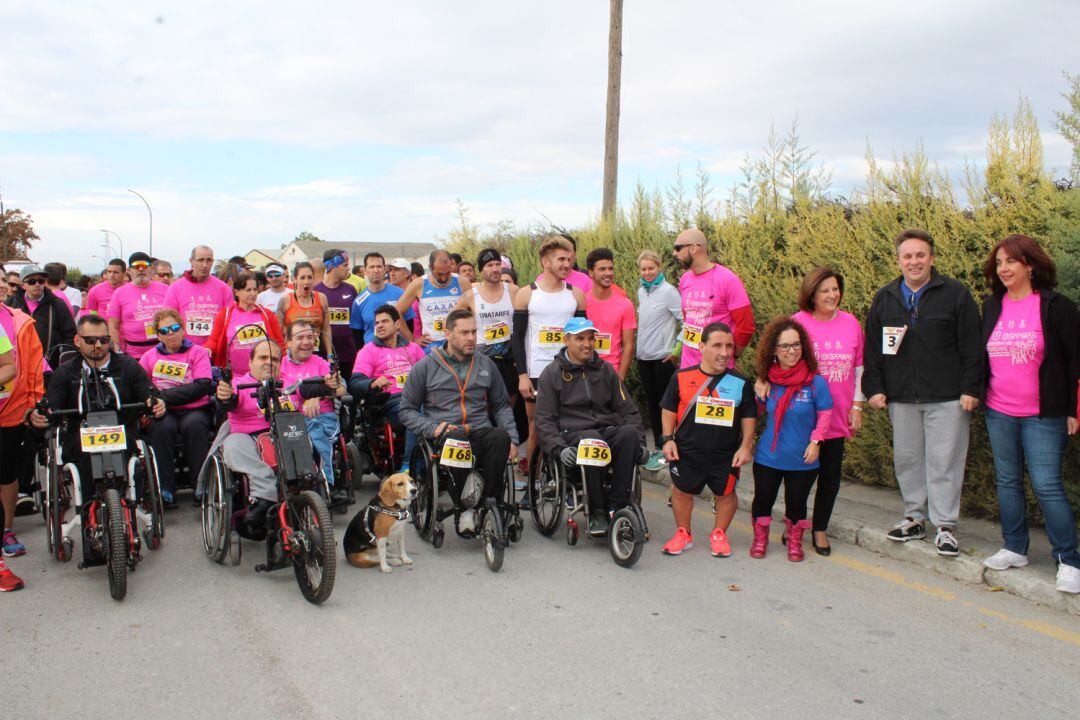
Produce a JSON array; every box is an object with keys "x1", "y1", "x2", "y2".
[{"x1": 641, "y1": 464, "x2": 1080, "y2": 617}]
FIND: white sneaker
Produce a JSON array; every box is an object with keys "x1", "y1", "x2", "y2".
[
  {"x1": 1056, "y1": 564, "x2": 1080, "y2": 594},
  {"x1": 458, "y1": 509, "x2": 476, "y2": 534},
  {"x1": 983, "y1": 548, "x2": 1029, "y2": 571}
]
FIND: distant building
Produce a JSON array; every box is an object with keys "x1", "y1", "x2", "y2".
[
  {"x1": 244, "y1": 249, "x2": 279, "y2": 268},
  {"x1": 272, "y1": 240, "x2": 439, "y2": 271}
]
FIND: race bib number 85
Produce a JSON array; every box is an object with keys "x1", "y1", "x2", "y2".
[{"x1": 538, "y1": 326, "x2": 563, "y2": 346}]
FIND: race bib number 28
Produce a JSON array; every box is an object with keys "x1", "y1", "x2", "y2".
[{"x1": 695, "y1": 396, "x2": 735, "y2": 426}]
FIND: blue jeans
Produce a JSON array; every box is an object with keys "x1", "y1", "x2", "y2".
[
  {"x1": 985, "y1": 408, "x2": 1080, "y2": 569},
  {"x1": 385, "y1": 394, "x2": 416, "y2": 470},
  {"x1": 306, "y1": 413, "x2": 340, "y2": 487}
]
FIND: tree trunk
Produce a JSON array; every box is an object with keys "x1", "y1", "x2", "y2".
[{"x1": 602, "y1": 0, "x2": 623, "y2": 221}]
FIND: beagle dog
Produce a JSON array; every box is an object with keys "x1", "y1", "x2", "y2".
[{"x1": 343, "y1": 473, "x2": 415, "y2": 573}]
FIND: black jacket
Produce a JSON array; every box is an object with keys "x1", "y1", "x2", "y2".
[
  {"x1": 862, "y1": 269, "x2": 983, "y2": 403},
  {"x1": 535, "y1": 348, "x2": 644, "y2": 455},
  {"x1": 7, "y1": 287, "x2": 76, "y2": 357},
  {"x1": 980, "y1": 289, "x2": 1079, "y2": 418}
]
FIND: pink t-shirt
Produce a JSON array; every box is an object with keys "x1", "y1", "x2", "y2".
[
  {"x1": 227, "y1": 373, "x2": 270, "y2": 434},
  {"x1": 139, "y1": 343, "x2": 213, "y2": 410},
  {"x1": 353, "y1": 340, "x2": 426, "y2": 395},
  {"x1": 49, "y1": 288, "x2": 74, "y2": 316},
  {"x1": 678, "y1": 263, "x2": 751, "y2": 369},
  {"x1": 986, "y1": 292, "x2": 1044, "y2": 417},
  {"x1": 107, "y1": 281, "x2": 170, "y2": 359},
  {"x1": 84, "y1": 281, "x2": 118, "y2": 316},
  {"x1": 793, "y1": 310, "x2": 865, "y2": 439},
  {"x1": 221, "y1": 307, "x2": 272, "y2": 378},
  {"x1": 164, "y1": 275, "x2": 235, "y2": 346},
  {"x1": 279, "y1": 353, "x2": 334, "y2": 414},
  {"x1": 585, "y1": 291, "x2": 637, "y2": 371}
]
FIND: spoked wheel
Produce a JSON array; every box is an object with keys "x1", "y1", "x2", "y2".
[
  {"x1": 528, "y1": 449, "x2": 563, "y2": 536},
  {"x1": 291, "y1": 491, "x2": 336, "y2": 605},
  {"x1": 45, "y1": 461, "x2": 63, "y2": 559},
  {"x1": 201, "y1": 456, "x2": 232, "y2": 563},
  {"x1": 103, "y1": 489, "x2": 128, "y2": 601},
  {"x1": 608, "y1": 507, "x2": 644, "y2": 568},
  {"x1": 481, "y1": 504, "x2": 505, "y2": 573},
  {"x1": 409, "y1": 443, "x2": 435, "y2": 540},
  {"x1": 140, "y1": 445, "x2": 165, "y2": 548}
]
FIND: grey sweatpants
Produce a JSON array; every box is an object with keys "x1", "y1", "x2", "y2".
[
  {"x1": 222, "y1": 433, "x2": 278, "y2": 503},
  {"x1": 888, "y1": 400, "x2": 970, "y2": 528}
]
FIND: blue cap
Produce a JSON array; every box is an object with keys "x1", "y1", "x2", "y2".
[{"x1": 563, "y1": 317, "x2": 596, "y2": 335}]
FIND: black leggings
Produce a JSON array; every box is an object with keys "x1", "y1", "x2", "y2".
[
  {"x1": 813, "y1": 438, "x2": 845, "y2": 532},
  {"x1": 637, "y1": 358, "x2": 675, "y2": 446},
  {"x1": 752, "y1": 462, "x2": 817, "y2": 522}
]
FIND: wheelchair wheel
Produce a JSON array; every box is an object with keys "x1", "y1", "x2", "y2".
[
  {"x1": 528, "y1": 449, "x2": 563, "y2": 537},
  {"x1": 201, "y1": 455, "x2": 233, "y2": 564},
  {"x1": 103, "y1": 489, "x2": 128, "y2": 601},
  {"x1": 608, "y1": 507, "x2": 644, "y2": 568},
  {"x1": 481, "y1": 507, "x2": 504, "y2": 573},
  {"x1": 409, "y1": 442, "x2": 436, "y2": 540},
  {"x1": 291, "y1": 490, "x2": 336, "y2": 606},
  {"x1": 140, "y1": 444, "x2": 165, "y2": 547},
  {"x1": 45, "y1": 460, "x2": 63, "y2": 560}
]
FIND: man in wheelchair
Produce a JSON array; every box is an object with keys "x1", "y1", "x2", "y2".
[
  {"x1": 535, "y1": 317, "x2": 644, "y2": 536},
  {"x1": 348, "y1": 304, "x2": 425, "y2": 472},
  {"x1": 213, "y1": 339, "x2": 286, "y2": 538},
  {"x1": 30, "y1": 314, "x2": 166, "y2": 500},
  {"x1": 399, "y1": 308, "x2": 518, "y2": 534}
]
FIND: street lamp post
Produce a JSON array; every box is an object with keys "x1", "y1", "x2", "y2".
[
  {"x1": 99, "y1": 229, "x2": 124, "y2": 260},
  {"x1": 127, "y1": 189, "x2": 152, "y2": 257}
]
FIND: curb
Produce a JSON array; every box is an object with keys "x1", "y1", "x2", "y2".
[{"x1": 640, "y1": 467, "x2": 1080, "y2": 617}]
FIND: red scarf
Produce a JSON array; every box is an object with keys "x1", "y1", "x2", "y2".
[{"x1": 767, "y1": 359, "x2": 814, "y2": 452}]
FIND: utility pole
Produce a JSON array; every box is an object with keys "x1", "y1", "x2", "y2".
[
  {"x1": 601, "y1": 0, "x2": 624, "y2": 221},
  {"x1": 128, "y1": 189, "x2": 153, "y2": 257}
]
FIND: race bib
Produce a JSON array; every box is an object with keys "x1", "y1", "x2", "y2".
[
  {"x1": 695, "y1": 396, "x2": 735, "y2": 426},
  {"x1": 576, "y1": 438, "x2": 612, "y2": 466},
  {"x1": 279, "y1": 396, "x2": 296, "y2": 412},
  {"x1": 328, "y1": 308, "x2": 350, "y2": 325},
  {"x1": 186, "y1": 316, "x2": 213, "y2": 337},
  {"x1": 440, "y1": 438, "x2": 473, "y2": 468},
  {"x1": 882, "y1": 326, "x2": 907, "y2": 356},
  {"x1": 0, "y1": 381, "x2": 12, "y2": 400},
  {"x1": 483, "y1": 322, "x2": 510, "y2": 343},
  {"x1": 236, "y1": 324, "x2": 267, "y2": 345},
  {"x1": 152, "y1": 360, "x2": 188, "y2": 382},
  {"x1": 594, "y1": 333, "x2": 612, "y2": 355},
  {"x1": 80, "y1": 426, "x2": 126, "y2": 454},
  {"x1": 394, "y1": 372, "x2": 409, "y2": 388},
  {"x1": 143, "y1": 321, "x2": 158, "y2": 340},
  {"x1": 682, "y1": 323, "x2": 703, "y2": 349},
  {"x1": 538, "y1": 326, "x2": 563, "y2": 346},
  {"x1": 432, "y1": 316, "x2": 447, "y2": 334}
]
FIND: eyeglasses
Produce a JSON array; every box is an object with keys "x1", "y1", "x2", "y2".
[
  {"x1": 79, "y1": 335, "x2": 111, "y2": 346},
  {"x1": 130, "y1": 261, "x2": 151, "y2": 270},
  {"x1": 673, "y1": 244, "x2": 694, "y2": 252},
  {"x1": 156, "y1": 272, "x2": 173, "y2": 279},
  {"x1": 777, "y1": 342, "x2": 802, "y2": 353},
  {"x1": 23, "y1": 277, "x2": 45, "y2": 286},
  {"x1": 266, "y1": 271, "x2": 284, "y2": 278},
  {"x1": 157, "y1": 323, "x2": 183, "y2": 335}
]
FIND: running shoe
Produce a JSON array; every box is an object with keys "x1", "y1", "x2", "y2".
[
  {"x1": 662, "y1": 527, "x2": 694, "y2": 555},
  {"x1": 161, "y1": 490, "x2": 178, "y2": 509},
  {"x1": 709, "y1": 528, "x2": 731, "y2": 557},
  {"x1": 886, "y1": 518, "x2": 926, "y2": 542},
  {"x1": 1057, "y1": 564, "x2": 1080, "y2": 594},
  {"x1": 0, "y1": 563, "x2": 23, "y2": 592},
  {"x1": 2, "y1": 531, "x2": 26, "y2": 558},
  {"x1": 642, "y1": 450, "x2": 667, "y2": 471},
  {"x1": 983, "y1": 548, "x2": 1028, "y2": 571},
  {"x1": 934, "y1": 527, "x2": 959, "y2": 556},
  {"x1": 14, "y1": 494, "x2": 36, "y2": 517}
]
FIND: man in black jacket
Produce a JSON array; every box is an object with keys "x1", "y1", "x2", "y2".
[
  {"x1": 29, "y1": 314, "x2": 165, "y2": 501},
  {"x1": 863, "y1": 229, "x2": 982, "y2": 556},
  {"x1": 535, "y1": 317, "x2": 644, "y2": 535},
  {"x1": 6, "y1": 264, "x2": 76, "y2": 362}
]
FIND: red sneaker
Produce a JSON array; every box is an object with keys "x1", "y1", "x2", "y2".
[
  {"x1": 709, "y1": 528, "x2": 731, "y2": 557},
  {"x1": 0, "y1": 564, "x2": 24, "y2": 592},
  {"x1": 662, "y1": 527, "x2": 694, "y2": 555}
]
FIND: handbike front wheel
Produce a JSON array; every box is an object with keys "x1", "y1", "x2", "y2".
[
  {"x1": 291, "y1": 490, "x2": 336, "y2": 605},
  {"x1": 103, "y1": 489, "x2": 129, "y2": 601}
]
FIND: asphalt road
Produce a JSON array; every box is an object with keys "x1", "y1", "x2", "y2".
[{"x1": 6, "y1": 485, "x2": 1080, "y2": 719}]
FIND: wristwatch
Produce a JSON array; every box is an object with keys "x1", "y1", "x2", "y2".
[{"x1": 660, "y1": 434, "x2": 675, "y2": 444}]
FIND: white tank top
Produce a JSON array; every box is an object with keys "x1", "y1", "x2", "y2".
[
  {"x1": 418, "y1": 275, "x2": 462, "y2": 347},
  {"x1": 525, "y1": 282, "x2": 577, "y2": 378},
  {"x1": 473, "y1": 283, "x2": 513, "y2": 357}
]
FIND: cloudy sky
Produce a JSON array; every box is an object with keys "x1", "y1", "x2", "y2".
[{"x1": 2, "y1": 1, "x2": 1078, "y2": 272}]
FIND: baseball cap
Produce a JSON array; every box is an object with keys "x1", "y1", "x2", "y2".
[
  {"x1": 563, "y1": 317, "x2": 596, "y2": 335},
  {"x1": 389, "y1": 257, "x2": 410, "y2": 269},
  {"x1": 128, "y1": 252, "x2": 153, "y2": 266},
  {"x1": 19, "y1": 264, "x2": 47, "y2": 281}
]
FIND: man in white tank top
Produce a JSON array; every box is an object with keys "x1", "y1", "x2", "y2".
[
  {"x1": 511, "y1": 235, "x2": 587, "y2": 468},
  {"x1": 396, "y1": 249, "x2": 472, "y2": 351}
]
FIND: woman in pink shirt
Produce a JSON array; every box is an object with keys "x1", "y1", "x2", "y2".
[
  {"x1": 979, "y1": 234, "x2": 1080, "y2": 594},
  {"x1": 205, "y1": 273, "x2": 285, "y2": 377}
]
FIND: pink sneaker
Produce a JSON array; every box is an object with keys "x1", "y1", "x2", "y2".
[
  {"x1": 0, "y1": 562, "x2": 23, "y2": 592},
  {"x1": 662, "y1": 527, "x2": 694, "y2": 555},
  {"x1": 709, "y1": 528, "x2": 731, "y2": 557}
]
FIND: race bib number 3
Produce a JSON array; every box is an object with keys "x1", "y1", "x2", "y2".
[
  {"x1": 80, "y1": 426, "x2": 126, "y2": 454},
  {"x1": 483, "y1": 322, "x2": 510, "y2": 343},
  {"x1": 538, "y1": 326, "x2": 563, "y2": 346},
  {"x1": 594, "y1": 333, "x2": 612, "y2": 355},
  {"x1": 432, "y1": 317, "x2": 447, "y2": 334},
  {"x1": 682, "y1": 324, "x2": 703, "y2": 349},
  {"x1": 152, "y1": 360, "x2": 188, "y2": 382},
  {"x1": 576, "y1": 438, "x2": 612, "y2": 466},
  {"x1": 440, "y1": 438, "x2": 473, "y2": 468},
  {"x1": 882, "y1": 326, "x2": 907, "y2": 355},
  {"x1": 328, "y1": 308, "x2": 350, "y2": 325},
  {"x1": 186, "y1": 317, "x2": 213, "y2": 337},
  {"x1": 695, "y1": 396, "x2": 735, "y2": 427}
]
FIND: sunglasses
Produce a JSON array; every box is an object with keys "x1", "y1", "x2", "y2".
[
  {"x1": 673, "y1": 244, "x2": 693, "y2": 252},
  {"x1": 7, "y1": 283, "x2": 18, "y2": 290},
  {"x1": 23, "y1": 277, "x2": 45, "y2": 286},
  {"x1": 156, "y1": 272, "x2": 173, "y2": 278},
  {"x1": 80, "y1": 335, "x2": 111, "y2": 346},
  {"x1": 157, "y1": 323, "x2": 183, "y2": 335},
  {"x1": 266, "y1": 271, "x2": 284, "y2": 278},
  {"x1": 130, "y1": 261, "x2": 151, "y2": 270}
]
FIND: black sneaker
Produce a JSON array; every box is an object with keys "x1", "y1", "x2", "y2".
[
  {"x1": 587, "y1": 513, "x2": 610, "y2": 537},
  {"x1": 14, "y1": 494, "x2": 36, "y2": 517},
  {"x1": 887, "y1": 518, "x2": 926, "y2": 542},
  {"x1": 935, "y1": 527, "x2": 959, "y2": 556}
]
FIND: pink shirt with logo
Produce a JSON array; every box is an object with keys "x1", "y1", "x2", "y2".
[
  {"x1": 353, "y1": 340, "x2": 425, "y2": 395},
  {"x1": 279, "y1": 353, "x2": 334, "y2": 414},
  {"x1": 227, "y1": 373, "x2": 270, "y2": 434},
  {"x1": 678, "y1": 263, "x2": 751, "y2": 369},
  {"x1": 164, "y1": 275, "x2": 235, "y2": 346},
  {"x1": 84, "y1": 281, "x2": 118, "y2": 316},
  {"x1": 139, "y1": 343, "x2": 213, "y2": 410},
  {"x1": 793, "y1": 310, "x2": 865, "y2": 439},
  {"x1": 107, "y1": 281, "x2": 170, "y2": 359},
  {"x1": 585, "y1": 291, "x2": 637, "y2": 371},
  {"x1": 986, "y1": 292, "x2": 1044, "y2": 417},
  {"x1": 221, "y1": 307, "x2": 272, "y2": 378}
]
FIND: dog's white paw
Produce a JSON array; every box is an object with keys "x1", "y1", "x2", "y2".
[
  {"x1": 389, "y1": 558, "x2": 403, "y2": 567},
  {"x1": 401, "y1": 556, "x2": 414, "y2": 567},
  {"x1": 380, "y1": 565, "x2": 393, "y2": 574}
]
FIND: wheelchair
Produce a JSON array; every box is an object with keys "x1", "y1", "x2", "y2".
[
  {"x1": 39, "y1": 399, "x2": 165, "y2": 601},
  {"x1": 527, "y1": 437, "x2": 649, "y2": 567},
  {"x1": 326, "y1": 393, "x2": 359, "y2": 514},
  {"x1": 408, "y1": 433, "x2": 523, "y2": 572},
  {"x1": 200, "y1": 376, "x2": 337, "y2": 605},
  {"x1": 349, "y1": 390, "x2": 406, "y2": 482}
]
